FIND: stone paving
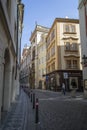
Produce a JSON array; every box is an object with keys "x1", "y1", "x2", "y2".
[
  {"x1": 35, "y1": 90, "x2": 87, "y2": 130},
  {"x1": 0, "y1": 89, "x2": 87, "y2": 130},
  {"x1": 0, "y1": 89, "x2": 28, "y2": 130}
]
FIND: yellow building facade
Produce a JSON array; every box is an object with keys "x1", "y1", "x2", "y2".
[{"x1": 46, "y1": 18, "x2": 83, "y2": 91}]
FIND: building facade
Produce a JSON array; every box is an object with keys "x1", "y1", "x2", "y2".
[
  {"x1": 20, "y1": 46, "x2": 31, "y2": 88},
  {"x1": 46, "y1": 18, "x2": 83, "y2": 91},
  {"x1": 78, "y1": 0, "x2": 87, "y2": 96},
  {"x1": 37, "y1": 33, "x2": 48, "y2": 89},
  {"x1": 0, "y1": 0, "x2": 24, "y2": 120},
  {"x1": 30, "y1": 25, "x2": 49, "y2": 89}
]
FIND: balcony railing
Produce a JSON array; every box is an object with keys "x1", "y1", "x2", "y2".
[{"x1": 66, "y1": 65, "x2": 79, "y2": 69}]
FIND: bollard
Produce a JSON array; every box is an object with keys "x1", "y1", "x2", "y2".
[
  {"x1": 33, "y1": 93, "x2": 35, "y2": 109},
  {"x1": 35, "y1": 98, "x2": 39, "y2": 123},
  {"x1": 31, "y1": 91, "x2": 32, "y2": 102}
]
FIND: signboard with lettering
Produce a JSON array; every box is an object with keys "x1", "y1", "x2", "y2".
[{"x1": 63, "y1": 72, "x2": 68, "y2": 79}]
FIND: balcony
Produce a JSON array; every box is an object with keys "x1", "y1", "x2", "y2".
[{"x1": 66, "y1": 65, "x2": 79, "y2": 70}]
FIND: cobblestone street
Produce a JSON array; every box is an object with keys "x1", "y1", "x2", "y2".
[
  {"x1": 0, "y1": 89, "x2": 87, "y2": 130},
  {"x1": 35, "y1": 90, "x2": 87, "y2": 130}
]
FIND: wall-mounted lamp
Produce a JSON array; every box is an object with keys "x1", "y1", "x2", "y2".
[{"x1": 82, "y1": 54, "x2": 87, "y2": 65}]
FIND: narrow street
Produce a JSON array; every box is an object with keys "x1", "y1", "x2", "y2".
[
  {"x1": 0, "y1": 0, "x2": 87, "y2": 130},
  {"x1": 0, "y1": 89, "x2": 87, "y2": 130}
]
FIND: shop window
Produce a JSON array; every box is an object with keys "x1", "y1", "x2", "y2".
[{"x1": 71, "y1": 78, "x2": 77, "y2": 88}]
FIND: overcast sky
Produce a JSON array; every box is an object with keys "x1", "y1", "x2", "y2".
[{"x1": 21, "y1": 0, "x2": 79, "y2": 54}]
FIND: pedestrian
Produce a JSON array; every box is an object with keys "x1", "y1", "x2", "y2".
[{"x1": 62, "y1": 82, "x2": 65, "y2": 95}]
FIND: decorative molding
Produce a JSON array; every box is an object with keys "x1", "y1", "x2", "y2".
[{"x1": 78, "y1": 0, "x2": 87, "y2": 9}]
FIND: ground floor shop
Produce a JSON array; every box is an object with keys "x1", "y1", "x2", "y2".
[{"x1": 46, "y1": 70, "x2": 83, "y2": 92}]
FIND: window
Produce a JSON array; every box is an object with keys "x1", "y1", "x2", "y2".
[
  {"x1": 65, "y1": 42, "x2": 70, "y2": 50},
  {"x1": 72, "y1": 60, "x2": 78, "y2": 68},
  {"x1": 51, "y1": 46, "x2": 55, "y2": 56},
  {"x1": 71, "y1": 43, "x2": 78, "y2": 51},
  {"x1": 65, "y1": 25, "x2": 69, "y2": 32},
  {"x1": 66, "y1": 60, "x2": 71, "y2": 68},
  {"x1": 64, "y1": 24, "x2": 76, "y2": 33},
  {"x1": 71, "y1": 25, "x2": 75, "y2": 33},
  {"x1": 66, "y1": 59, "x2": 78, "y2": 69},
  {"x1": 47, "y1": 51, "x2": 50, "y2": 61},
  {"x1": 51, "y1": 29, "x2": 55, "y2": 41},
  {"x1": 52, "y1": 63, "x2": 55, "y2": 71},
  {"x1": 47, "y1": 37, "x2": 50, "y2": 48},
  {"x1": 32, "y1": 48, "x2": 35, "y2": 60},
  {"x1": 65, "y1": 42, "x2": 78, "y2": 51}
]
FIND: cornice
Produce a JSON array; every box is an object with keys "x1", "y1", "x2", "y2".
[
  {"x1": 78, "y1": 0, "x2": 87, "y2": 9},
  {"x1": 30, "y1": 25, "x2": 49, "y2": 41},
  {"x1": 64, "y1": 54, "x2": 80, "y2": 58},
  {"x1": 62, "y1": 37, "x2": 78, "y2": 40},
  {"x1": 46, "y1": 18, "x2": 79, "y2": 39},
  {"x1": 55, "y1": 18, "x2": 79, "y2": 23}
]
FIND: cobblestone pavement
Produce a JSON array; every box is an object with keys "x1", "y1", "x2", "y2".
[
  {"x1": 0, "y1": 89, "x2": 29, "y2": 130},
  {"x1": 34, "y1": 90, "x2": 87, "y2": 130},
  {"x1": 0, "y1": 89, "x2": 87, "y2": 130}
]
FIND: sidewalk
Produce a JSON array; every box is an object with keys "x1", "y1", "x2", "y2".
[{"x1": 0, "y1": 89, "x2": 39, "y2": 130}]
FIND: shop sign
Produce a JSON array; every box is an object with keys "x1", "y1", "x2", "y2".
[{"x1": 63, "y1": 72, "x2": 68, "y2": 79}]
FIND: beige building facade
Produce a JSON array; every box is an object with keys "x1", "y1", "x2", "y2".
[
  {"x1": 37, "y1": 33, "x2": 48, "y2": 89},
  {"x1": 30, "y1": 25, "x2": 49, "y2": 89},
  {"x1": 0, "y1": 0, "x2": 24, "y2": 120},
  {"x1": 46, "y1": 18, "x2": 83, "y2": 91},
  {"x1": 79, "y1": 0, "x2": 87, "y2": 96}
]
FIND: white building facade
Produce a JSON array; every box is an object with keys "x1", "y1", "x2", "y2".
[
  {"x1": 79, "y1": 0, "x2": 87, "y2": 97},
  {"x1": 30, "y1": 25, "x2": 49, "y2": 89},
  {"x1": 0, "y1": 0, "x2": 24, "y2": 120},
  {"x1": 37, "y1": 33, "x2": 48, "y2": 89}
]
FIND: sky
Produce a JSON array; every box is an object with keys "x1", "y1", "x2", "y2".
[{"x1": 21, "y1": 0, "x2": 79, "y2": 54}]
